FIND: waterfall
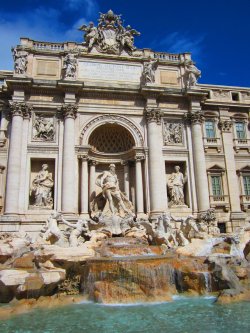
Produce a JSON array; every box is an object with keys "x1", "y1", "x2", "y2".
[
  {"x1": 202, "y1": 272, "x2": 212, "y2": 293},
  {"x1": 81, "y1": 257, "x2": 177, "y2": 303}
]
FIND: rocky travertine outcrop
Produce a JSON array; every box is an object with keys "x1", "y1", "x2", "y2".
[{"x1": 0, "y1": 229, "x2": 249, "y2": 306}]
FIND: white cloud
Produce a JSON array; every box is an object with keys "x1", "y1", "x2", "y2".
[
  {"x1": 151, "y1": 31, "x2": 206, "y2": 63},
  {"x1": 0, "y1": 0, "x2": 99, "y2": 70}
]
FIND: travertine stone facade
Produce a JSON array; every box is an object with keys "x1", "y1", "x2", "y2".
[{"x1": 0, "y1": 10, "x2": 249, "y2": 233}]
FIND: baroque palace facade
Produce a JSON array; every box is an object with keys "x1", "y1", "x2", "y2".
[{"x1": 0, "y1": 10, "x2": 249, "y2": 235}]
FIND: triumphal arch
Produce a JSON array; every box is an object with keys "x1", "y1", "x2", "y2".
[{"x1": 0, "y1": 10, "x2": 250, "y2": 236}]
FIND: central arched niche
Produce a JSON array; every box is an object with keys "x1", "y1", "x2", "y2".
[{"x1": 88, "y1": 123, "x2": 135, "y2": 153}]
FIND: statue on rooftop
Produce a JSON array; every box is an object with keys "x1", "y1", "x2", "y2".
[
  {"x1": 12, "y1": 47, "x2": 28, "y2": 75},
  {"x1": 184, "y1": 60, "x2": 201, "y2": 88},
  {"x1": 63, "y1": 52, "x2": 78, "y2": 80},
  {"x1": 141, "y1": 59, "x2": 159, "y2": 84},
  {"x1": 78, "y1": 22, "x2": 99, "y2": 52},
  {"x1": 78, "y1": 10, "x2": 140, "y2": 55}
]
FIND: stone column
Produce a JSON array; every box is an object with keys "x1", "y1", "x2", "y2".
[
  {"x1": 19, "y1": 111, "x2": 31, "y2": 213},
  {"x1": 61, "y1": 104, "x2": 78, "y2": 214},
  {"x1": 189, "y1": 110, "x2": 210, "y2": 212},
  {"x1": 89, "y1": 160, "x2": 97, "y2": 203},
  {"x1": 219, "y1": 118, "x2": 245, "y2": 228},
  {"x1": 79, "y1": 154, "x2": 89, "y2": 216},
  {"x1": 135, "y1": 155, "x2": 144, "y2": 215},
  {"x1": 0, "y1": 165, "x2": 5, "y2": 213},
  {"x1": 145, "y1": 108, "x2": 168, "y2": 215},
  {"x1": 5, "y1": 102, "x2": 32, "y2": 214},
  {"x1": 123, "y1": 161, "x2": 130, "y2": 200}
]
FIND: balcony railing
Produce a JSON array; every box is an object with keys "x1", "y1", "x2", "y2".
[
  {"x1": 203, "y1": 137, "x2": 222, "y2": 152},
  {"x1": 233, "y1": 138, "x2": 250, "y2": 153},
  {"x1": 210, "y1": 195, "x2": 230, "y2": 211},
  {"x1": 240, "y1": 195, "x2": 250, "y2": 211}
]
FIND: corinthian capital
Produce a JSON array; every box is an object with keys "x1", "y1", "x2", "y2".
[
  {"x1": 9, "y1": 101, "x2": 33, "y2": 118},
  {"x1": 218, "y1": 120, "x2": 232, "y2": 132},
  {"x1": 145, "y1": 108, "x2": 163, "y2": 124},
  {"x1": 62, "y1": 103, "x2": 78, "y2": 119},
  {"x1": 186, "y1": 111, "x2": 204, "y2": 124}
]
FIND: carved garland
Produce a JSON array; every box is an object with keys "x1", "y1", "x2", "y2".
[{"x1": 80, "y1": 114, "x2": 144, "y2": 146}]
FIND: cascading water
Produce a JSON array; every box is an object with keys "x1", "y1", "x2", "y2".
[{"x1": 80, "y1": 237, "x2": 214, "y2": 303}]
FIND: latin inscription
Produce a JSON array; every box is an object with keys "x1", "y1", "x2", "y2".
[{"x1": 78, "y1": 61, "x2": 142, "y2": 82}]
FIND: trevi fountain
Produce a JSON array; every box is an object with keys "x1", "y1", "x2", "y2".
[{"x1": 0, "y1": 9, "x2": 250, "y2": 333}]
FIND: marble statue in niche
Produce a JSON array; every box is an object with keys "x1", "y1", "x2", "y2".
[
  {"x1": 91, "y1": 163, "x2": 133, "y2": 218},
  {"x1": 164, "y1": 122, "x2": 183, "y2": 145},
  {"x1": 33, "y1": 115, "x2": 55, "y2": 141},
  {"x1": 167, "y1": 165, "x2": 187, "y2": 207},
  {"x1": 30, "y1": 164, "x2": 54, "y2": 208},
  {"x1": 141, "y1": 59, "x2": 159, "y2": 84},
  {"x1": 63, "y1": 53, "x2": 77, "y2": 80},
  {"x1": 12, "y1": 47, "x2": 28, "y2": 75}
]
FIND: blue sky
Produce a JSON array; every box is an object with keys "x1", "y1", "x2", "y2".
[{"x1": 0, "y1": 0, "x2": 249, "y2": 87}]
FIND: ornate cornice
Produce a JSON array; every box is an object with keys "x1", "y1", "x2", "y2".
[
  {"x1": 9, "y1": 101, "x2": 33, "y2": 119},
  {"x1": 218, "y1": 120, "x2": 233, "y2": 132},
  {"x1": 61, "y1": 103, "x2": 78, "y2": 119},
  {"x1": 145, "y1": 108, "x2": 163, "y2": 124}
]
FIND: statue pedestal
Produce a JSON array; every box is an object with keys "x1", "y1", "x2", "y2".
[{"x1": 169, "y1": 206, "x2": 193, "y2": 217}]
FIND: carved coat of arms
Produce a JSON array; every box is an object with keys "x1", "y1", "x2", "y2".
[{"x1": 79, "y1": 10, "x2": 140, "y2": 55}]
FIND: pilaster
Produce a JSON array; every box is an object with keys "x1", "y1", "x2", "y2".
[{"x1": 218, "y1": 108, "x2": 246, "y2": 229}]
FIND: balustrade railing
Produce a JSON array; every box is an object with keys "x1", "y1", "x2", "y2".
[
  {"x1": 33, "y1": 42, "x2": 64, "y2": 51},
  {"x1": 153, "y1": 52, "x2": 179, "y2": 61}
]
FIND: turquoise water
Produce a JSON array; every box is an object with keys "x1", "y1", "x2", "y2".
[{"x1": 0, "y1": 297, "x2": 250, "y2": 333}]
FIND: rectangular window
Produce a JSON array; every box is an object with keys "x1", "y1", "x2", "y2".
[
  {"x1": 235, "y1": 122, "x2": 246, "y2": 139},
  {"x1": 211, "y1": 175, "x2": 222, "y2": 196},
  {"x1": 205, "y1": 120, "x2": 216, "y2": 138},
  {"x1": 243, "y1": 176, "x2": 250, "y2": 195}
]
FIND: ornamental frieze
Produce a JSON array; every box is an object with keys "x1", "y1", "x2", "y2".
[
  {"x1": 163, "y1": 121, "x2": 183, "y2": 145},
  {"x1": 32, "y1": 114, "x2": 55, "y2": 141}
]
